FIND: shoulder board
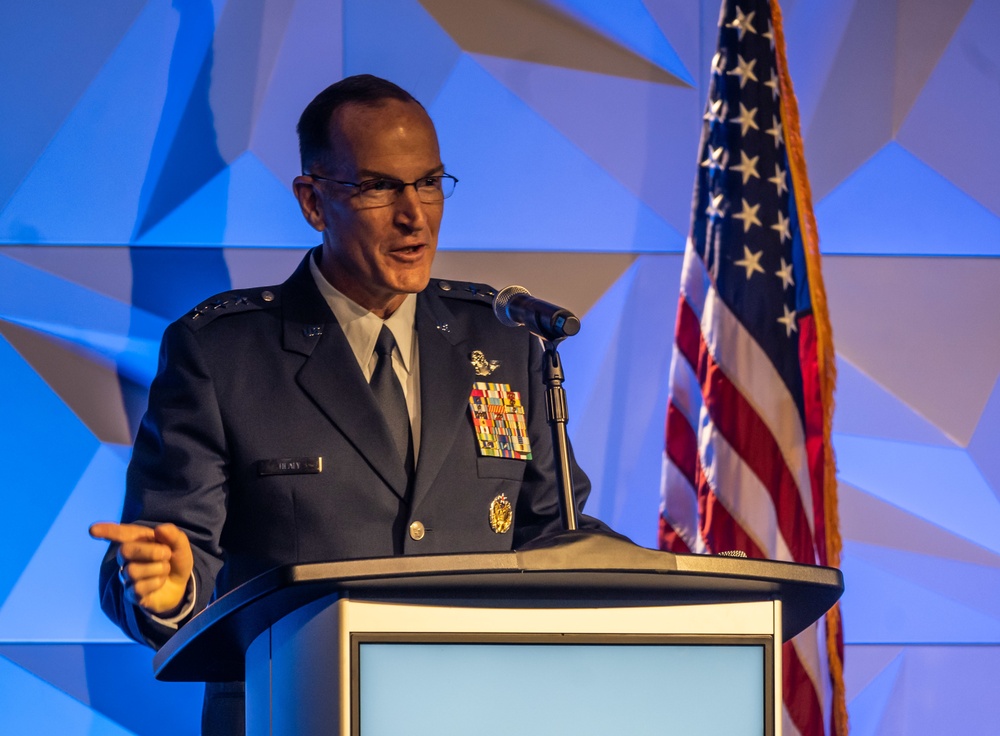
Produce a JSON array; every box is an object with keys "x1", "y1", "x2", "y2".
[
  {"x1": 430, "y1": 278, "x2": 497, "y2": 305},
  {"x1": 182, "y1": 287, "x2": 281, "y2": 331}
]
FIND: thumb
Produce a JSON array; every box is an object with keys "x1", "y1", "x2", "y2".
[{"x1": 153, "y1": 524, "x2": 194, "y2": 581}]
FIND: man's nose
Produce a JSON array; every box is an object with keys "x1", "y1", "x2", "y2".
[{"x1": 394, "y1": 184, "x2": 429, "y2": 230}]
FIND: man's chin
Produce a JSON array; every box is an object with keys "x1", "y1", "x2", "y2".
[{"x1": 387, "y1": 263, "x2": 434, "y2": 295}]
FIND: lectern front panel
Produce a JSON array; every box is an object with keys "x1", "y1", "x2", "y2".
[
  {"x1": 356, "y1": 635, "x2": 769, "y2": 735},
  {"x1": 256, "y1": 597, "x2": 780, "y2": 736}
]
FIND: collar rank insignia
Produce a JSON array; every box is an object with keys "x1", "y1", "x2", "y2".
[
  {"x1": 468, "y1": 382, "x2": 532, "y2": 460},
  {"x1": 470, "y1": 350, "x2": 500, "y2": 376}
]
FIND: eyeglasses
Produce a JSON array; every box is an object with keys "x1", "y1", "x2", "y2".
[{"x1": 304, "y1": 172, "x2": 459, "y2": 207}]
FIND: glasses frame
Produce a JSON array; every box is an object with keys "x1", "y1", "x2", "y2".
[{"x1": 303, "y1": 172, "x2": 459, "y2": 206}]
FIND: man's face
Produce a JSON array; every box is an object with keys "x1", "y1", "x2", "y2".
[{"x1": 293, "y1": 99, "x2": 444, "y2": 317}]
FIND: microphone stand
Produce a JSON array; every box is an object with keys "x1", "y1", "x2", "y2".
[{"x1": 539, "y1": 337, "x2": 578, "y2": 531}]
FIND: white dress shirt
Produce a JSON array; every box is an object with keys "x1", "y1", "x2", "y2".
[{"x1": 308, "y1": 254, "x2": 422, "y2": 459}]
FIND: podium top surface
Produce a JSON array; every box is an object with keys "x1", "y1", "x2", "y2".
[{"x1": 153, "y1": 532, "x2": 843, "y2": 682}]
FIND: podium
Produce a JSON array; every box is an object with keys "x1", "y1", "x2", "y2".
[{"x1": 153, "y1": 533, "x2": 843, "y2": 735}]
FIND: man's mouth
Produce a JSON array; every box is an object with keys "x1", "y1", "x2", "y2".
[{"x1": 391, "y1": 244, "x2": 427, "y2": 257}]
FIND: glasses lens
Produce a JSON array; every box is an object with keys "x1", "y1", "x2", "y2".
[
  {"x1": 416, "y1": 179, "x2": 442, "y2": 203},
  {"x1": 416, "y1": 175, "x2": 456, "y2": 203},
  {"x1": 356, "y1": 178, "x2": 401, "y2": 207}
]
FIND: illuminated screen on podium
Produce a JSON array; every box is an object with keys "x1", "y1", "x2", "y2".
[{"x1": 354, "y1": 634, "x2": 771, "y2": 736}]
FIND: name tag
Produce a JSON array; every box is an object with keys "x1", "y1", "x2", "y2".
[{"x1": 257, "y1": 457, "x2": 323, "y2": 476}]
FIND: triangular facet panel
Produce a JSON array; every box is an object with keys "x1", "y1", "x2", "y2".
[
  {"x1": 0, "y1": 444, "x2": 132, "y2": 642},
  {"x1": 136, "y1": 153, "x2": 317, "y2": 246},
  {"x1": 835, "y1": 435, "x2": 1000, "y2": 555},
  {"x1": 815, "y1": 143, "x2": 1000, "y2": 256},
  {"x1": 420, "y1": 0, "x2": 690, "y2": 85},
  {"x1": 431, "y1": 56, "x2": 684, "y2": 252}
]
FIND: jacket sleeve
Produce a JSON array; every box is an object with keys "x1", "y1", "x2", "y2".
[{"x1": 98, "y1": 320, "x2": 228, "y2": 648}]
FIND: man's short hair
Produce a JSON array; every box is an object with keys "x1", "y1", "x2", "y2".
[{"x1": 297, "y1": 74, "x2": 423, "y2": 173}]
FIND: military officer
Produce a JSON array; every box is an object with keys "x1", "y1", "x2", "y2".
[{"x1": 91, "y1": 74, "x2": 603, "y2": 734}]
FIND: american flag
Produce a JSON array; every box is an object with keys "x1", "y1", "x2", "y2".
[{"x1": 658, "y1": 1, "x2": 846, "y2": 734}]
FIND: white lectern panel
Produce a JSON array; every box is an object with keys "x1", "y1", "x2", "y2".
[
  {"x1": 250, "y1": 596, "x2": 780, "y2": 736},
  {"x1": 359, "y1": 640, "x2": 765, "y2": 735}
]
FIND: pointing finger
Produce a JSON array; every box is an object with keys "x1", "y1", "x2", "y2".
[{"x1": 89, "y1": 523, "x2": 156, "y2": 545}]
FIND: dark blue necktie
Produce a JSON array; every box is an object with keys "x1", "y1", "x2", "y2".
[{"x1": 370, "y1": 325, "x2": 414, "y2": 477}]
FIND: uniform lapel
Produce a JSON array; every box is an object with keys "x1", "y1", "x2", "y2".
[
  {"x1": 410, "y1": 291, "x2": 475, "y2": 508},
  {"x1": 282, "y1": 252, "x2": 410, "y2": 500}
]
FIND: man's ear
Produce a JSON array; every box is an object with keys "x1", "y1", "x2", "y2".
[{"x1": 292, "y1": 176, "x2": 326, "y2": 232}]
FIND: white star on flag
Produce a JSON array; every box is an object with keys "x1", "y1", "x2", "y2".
[
  {"x1": 701, "y1": 146, "x2": 728, "y2": 172},
  {"x1": 734, "y1": 245, "x2": 765, "y2": 279},
  {"x1": 727, "y1": 7, "x2": 757, "y2": 40},
  {"x1": 766, "y1": 114, "x2": 783, "y2": 147},
  {"x1": 711, "y1": 51, "x2": 727, "y2": 75},
  {"x1": 763, "y1": 19, "x2": 775, "y2": 50},
  {"x1": 764, "y1": 69, "x2": 779, "y2": 100},
  {"x1": 733, "y1": 198, "x2": 762, "y2": 232},
  {"x1": 769, "y1": 163, "x2": 788, "y2": 196},
  {"x1": 705, "y1": 193, "x2": 725, "y2": 219},
  {"x1": 775, "y1": 258, "x2": 795, "y2": 290},
  {"x1": 772, "y1": 210, "x2": 791, "y2": 242},
  {"x1": 732, "y1": 150, "x2": 760, "y2": 184},
  {"x1": 704, "y1": 98, "x2": 729, "y2": 124},
  {"x1": 777, "y1": 303, "x2": 797, "y2": 336},
  {"x1": 727, "y1": 54, "x2": 758, "y2": 88},
  {"x1": 731, "y1": 102, "x2": 760, "y2": 136}
]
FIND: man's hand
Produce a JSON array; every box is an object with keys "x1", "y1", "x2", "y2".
[{"x1": 89, "y1": 522, "x2": 194, "y2": 616}]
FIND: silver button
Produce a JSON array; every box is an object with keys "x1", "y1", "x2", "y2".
[
  {"x1": 261, "y1": 290, "x2": 275, "y2": 302},
  {"x1": 409, "y1": 521, "x2": 425, "y2": 541},
  {"x1": 437, "y1": 280, "x2": 452, "y2": 291}
]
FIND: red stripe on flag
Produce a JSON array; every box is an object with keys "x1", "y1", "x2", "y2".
[
  {"x1": 658, "y1": 516, "x2": 692, "y2": 554},
  {"x1": 798, "y1": 313, "x2": 828, "y2": 566},
  {"x1": 675, "y1": 298, "x2": 815, "y2": 563},
  {"x1": 674, "y1": 294, "x2": 703, "y2": 376},
  {"x1": 783, "y1": 640, "x2": 825, "y2": 736},
  {"x1": 665, "y1": 402, "x2": 699, "y2": 489}
]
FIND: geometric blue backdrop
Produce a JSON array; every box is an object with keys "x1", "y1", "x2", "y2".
[{"x1": 2, "y1": 0, "x2": 999, "y2": 732}]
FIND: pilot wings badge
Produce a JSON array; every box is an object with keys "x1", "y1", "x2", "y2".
[{"x1": 469, "y1": 350, "x2": 501, "y2": 376}]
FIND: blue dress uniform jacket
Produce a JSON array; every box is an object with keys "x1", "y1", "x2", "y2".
[{"x1": 98, "y1": 250, "x2": 603, "y2": 733}]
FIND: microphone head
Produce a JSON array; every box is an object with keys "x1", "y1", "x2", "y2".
[{"x1": 493, "y1": 284, "x2": 530, "y2": 328}]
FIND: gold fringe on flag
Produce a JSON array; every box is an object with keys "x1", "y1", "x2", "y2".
[{"x1": 770, "y1": 1, "x2": 847, "y2": 734}]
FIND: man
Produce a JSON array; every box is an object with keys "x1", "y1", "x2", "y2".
[{"x1": 91, "y1": 75, "x2": 603, "y2": 733}]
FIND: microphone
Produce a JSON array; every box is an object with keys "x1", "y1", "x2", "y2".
[{"x1": 492, "y1": 285, "x2": 581, "y2": 341}]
